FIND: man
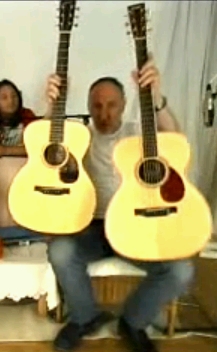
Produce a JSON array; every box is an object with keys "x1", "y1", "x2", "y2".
[{"x1": 45, "y1": 58, "x2": 194, "y2": 352}]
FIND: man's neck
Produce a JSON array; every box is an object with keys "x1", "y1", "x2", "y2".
[{"x1": 93, "y1": 122, "x2": 123, "y2": 137}]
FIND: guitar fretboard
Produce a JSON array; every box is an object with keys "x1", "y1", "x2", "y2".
[
  {"x1": 50, "y1": 32, "x2": 70, "y2": 143},
  {"x1": 135, "y1": 36, "x2": 158, "y2": 158}
]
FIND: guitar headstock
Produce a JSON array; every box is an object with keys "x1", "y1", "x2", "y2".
[
  {"x1": 127, "y1": 3, "x2": 147, "y2": 40},
  {"x1": 59, "y1": 0, "x2": 78, "y2": 32}
]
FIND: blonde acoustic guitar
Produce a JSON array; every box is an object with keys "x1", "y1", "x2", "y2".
[
  {"x1": 9, "y1": 0, "x2": 96, "y2": 234},
  {"x1": 105, "y1": 3, "x2": 212, "y2": 261}
]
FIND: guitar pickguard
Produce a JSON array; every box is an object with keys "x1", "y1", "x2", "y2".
[
  {"x1": 59, "y1": 153, "x2": 79, "y2": 183},
  {"x1": 160, "y1": 167, "x2": 185, "y2": 202}
]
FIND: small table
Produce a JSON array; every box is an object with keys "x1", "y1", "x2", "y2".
[{"x1": 0, "y1": 242, "x2": 60, "y2": 316}]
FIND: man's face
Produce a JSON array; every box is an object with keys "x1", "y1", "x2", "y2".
[{"x1": 88, "y1": 82, "x2": 126, "y2": 134}]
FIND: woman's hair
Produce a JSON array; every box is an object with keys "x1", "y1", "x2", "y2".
[{"x1": 0, "y1": 79, "x2": 23, "y2": 128}]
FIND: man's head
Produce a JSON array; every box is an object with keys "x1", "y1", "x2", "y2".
[{"x1": 88, "y1": 77, "x2": 126, "y2": 134}]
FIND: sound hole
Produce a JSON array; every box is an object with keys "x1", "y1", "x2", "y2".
[
  {"x1": 60, "y1": 154, "x2": 79, "y2": 183},
  {"x1": 138, "y1": 159, "x2": 167, "y2": 185},
  {"x1": 44, "y1": 143, "x2": 67, "y2": 166}
]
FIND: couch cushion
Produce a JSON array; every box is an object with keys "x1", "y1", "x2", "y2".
[{"x1": 87, "y1": 257, "x2": 146, "y2": 277}]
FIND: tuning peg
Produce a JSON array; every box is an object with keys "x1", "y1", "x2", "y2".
[
  {"x1": 74, "y1": 23, "x2": 78, "y2": 27},
  {"x1": 76, "y1": 7, "x2": 80, "y2": 10},
  {"x1": 126, "y1": 31, "x2": 131, "y2": 35},
  {"x1": 125, "y1": 22, "x2": 130, "y2": 26}
]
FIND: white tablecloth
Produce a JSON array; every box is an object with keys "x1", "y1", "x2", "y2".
[{"x1": 0, "y1": 243, "x2": 59, "y2": 310}]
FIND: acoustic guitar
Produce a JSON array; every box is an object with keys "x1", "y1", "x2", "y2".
[
  {"x1": 105, "y1": 3, "x2": 212, "y2": 260},
  {"x1": 9, "y1": 0, "x2": 96, "y2": 234}
]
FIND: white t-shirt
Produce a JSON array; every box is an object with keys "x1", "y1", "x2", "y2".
[{"x1": 84, "y1": 120, "x2": 140, "y2": 219}]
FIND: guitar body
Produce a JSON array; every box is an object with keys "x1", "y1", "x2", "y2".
[
  {"x1": 9, "y1": 119, "x2": 96, "y2": 234},
  {"x1": 105, "y1": 132, "x2": 212, "y2": 260}
]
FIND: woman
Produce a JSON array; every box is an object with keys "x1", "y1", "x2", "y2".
[
  {"x1": 0, "y1": 79, "x2": 38, "y2": 156},
  {"x1": 0, "y1": 79, "x2": 45, "y2": 245}
]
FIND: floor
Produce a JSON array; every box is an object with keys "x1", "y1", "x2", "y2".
[{"x1": 0, "y1": 337, "x2": 216, "y2": 352}]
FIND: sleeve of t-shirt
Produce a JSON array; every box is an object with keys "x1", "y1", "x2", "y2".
[{"x1": 21, "y1": 108, "x2": 40, "y2": 128}]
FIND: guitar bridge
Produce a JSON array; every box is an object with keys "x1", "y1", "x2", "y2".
[
  {"x1": 34, "y1": 186, "x2": 70, "y2": 195},
  {"x1": 135, "y1": 206, "x2": 177, "y2": 217}
]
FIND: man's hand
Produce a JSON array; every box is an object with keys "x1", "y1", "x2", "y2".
[
  {"x1": 46, "y1": 74, "x2": 62, "y2": 104},
  {"x1": 132, "y1": 55, "x2": 163, "y2": 107}
]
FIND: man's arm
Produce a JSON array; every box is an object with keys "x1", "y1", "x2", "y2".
[
  {"x1": 156, "y1": 105, "x2": 180, "y2": 132},
  {"x1": 44, "y1": 103, "x2": 52, "y2": 119},
  {"x1": 154, "y1": 94, "x2": 180, "y2": 132}
]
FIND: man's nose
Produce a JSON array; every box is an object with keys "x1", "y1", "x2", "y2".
[{"x1": 100, "y1": 109, "x2": 108, "y2": 121}]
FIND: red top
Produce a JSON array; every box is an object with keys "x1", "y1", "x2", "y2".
[{"x1": 21, "y1": 108, "x2": 39, "y2": 128}]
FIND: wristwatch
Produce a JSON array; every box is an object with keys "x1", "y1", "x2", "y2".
[{"x1": 155, "y1": 96, "x2": 167, "y2": 112}]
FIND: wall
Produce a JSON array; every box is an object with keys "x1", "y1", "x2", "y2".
[{"x1": 0, "y1": 0, "x2": 156, "y2": 116}]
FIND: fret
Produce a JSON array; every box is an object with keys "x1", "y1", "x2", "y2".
[{"x1": 50, "y1": 32, "x2": 70, "y2": 143}]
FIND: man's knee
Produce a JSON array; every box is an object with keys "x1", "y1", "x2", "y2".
[
  {"x1": 169, "y1": 259, "x2": 194, "y2": 290},
  {"x1": 47, "y1": 237, "x2": 78, "y2": 269}
]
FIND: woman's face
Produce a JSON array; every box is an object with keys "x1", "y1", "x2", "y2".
[{"x1": 0, "y1": 85, "x2": 19, "y2": 116}]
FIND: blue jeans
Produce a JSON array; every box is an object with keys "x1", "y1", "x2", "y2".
[
  {"x1": 48, "y1": 220, "x2": 194, "y2": 329},
  {"x1": 0, "y1": 226, "x2": 47, "y2": 244}
]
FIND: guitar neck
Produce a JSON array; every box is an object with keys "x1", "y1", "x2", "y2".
[
  {"x1": 135, "y1": 34, "x2": 158, "y2": 158},
  {"x1": 50, "y1": 32, "x2": 70, "y2": 143}
]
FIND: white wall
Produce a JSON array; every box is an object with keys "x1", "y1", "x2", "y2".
[{"x1": 0, "y1": 0, "x2": 156, "y2": 116}]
